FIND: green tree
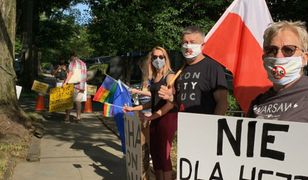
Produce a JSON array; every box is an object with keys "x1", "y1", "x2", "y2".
[
  {"x1": 37, "y1": 12, "x2": 94, "y2": 63},
  {"x1": 88, "y1": 0, "x2": 232, "y2": 56},
  {"x1": 267, "y1": 0, "x2": 308, "y2": 24},
  {"x1": 16, "y1": 0, "x2": 90, "y2": 90}
]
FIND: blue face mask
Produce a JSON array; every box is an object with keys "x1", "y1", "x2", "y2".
[
  {"x1": 263, "y1": 56, "x2": 304, "y2": 86},
  {"x1": 152, "y1": 58, "x2": 165, "y2": 70}
]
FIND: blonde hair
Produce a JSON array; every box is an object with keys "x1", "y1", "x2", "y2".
[
  {"x1": 147, "y1": 46, "x2": 172, "y2": 79},
  {"x1": 139, "y1": 46, "x2": 173, "y2": 89},
  {"x1": 263, "y1": 21, "x2": 308, "y2": 51},
  {"x1": 140, "y1": 53, "x2": 152, "y2": 89}
]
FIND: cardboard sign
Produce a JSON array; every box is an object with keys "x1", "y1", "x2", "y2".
[
  {"x1": 31, "y1": 80, "x2": 49, "y2": 94},
  {"x1": 177, "y1": 113, "x2": 308, "y2": 179},
  {"x1": 87, "y1": 84, "x2": 97, "y2": 95},
  {"x1": 57, "y1": 82, "x2": 87, "y2": 102},
  {"x1": 49, "y1": 84, "x2": 74, "y2": 112},
  {"x1": 124, "y1": 112, "x2": 150, "y2": 180}
]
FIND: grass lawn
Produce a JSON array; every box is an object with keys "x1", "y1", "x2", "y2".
[{"x1": 0, "y1": 139, "x2": 28, "y2": 180}]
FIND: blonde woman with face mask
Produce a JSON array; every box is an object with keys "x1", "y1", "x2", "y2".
[
  {"x1": 124, "y1": 46, "x2": 177, "y2": 180},
  {"x1": 247, "y1": 21, "x2": 308, "y2": 122}
]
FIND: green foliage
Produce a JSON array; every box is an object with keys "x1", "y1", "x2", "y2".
[
  {"x1": 14, "y1": 0, "x2": 308, "y2": 90},
  {"x1": 228, "y1": 93, "x2": 240, "y2": 112},
  {"x1": 86, "y1": 0, "x2": 308, "y2": 57},
  {"x1": 227, "y1": 92, "x2": 243, "y2": 117},
  {"x1": 16, "y1": 1, "x2": 94, "y2": 64},
  {"x1": 15, "y1": 37, "x2": 22, "y2": 56},
  {"x1": 38, "y1": 10, "x2": 94, "y2": 62},
  {"x1": 266, "y1": 0, "x2": 308, "y2": 23},
  {"x1": 88, "y1": 0, "x2": 232, "y2": 55}
]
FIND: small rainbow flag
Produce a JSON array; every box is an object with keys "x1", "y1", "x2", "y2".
[
  {"x1": 103, "y1": 102, "x2": 114, "y2": 117},
  {"x1": 103, "y1": 102, "x2": 123, "y2": 117},
  {"x1": 93, "y1": 76, "x2": 117, "y2": 103}
]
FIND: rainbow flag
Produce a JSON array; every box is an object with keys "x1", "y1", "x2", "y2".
[
  {"x1": 103, "y1": 102, "x2": 123, "y2": 117},
  {"x1": 105, "y1": 81, "x2": 117, "y2": 103},
  {"x1": 93, "y1": 76, "x2": 117, "y2": 103},
  {"x1": 103, "y1": 102, "x2": 114, "y2": 117}
]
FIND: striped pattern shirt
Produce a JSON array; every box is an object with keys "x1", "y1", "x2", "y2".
[{"x1": 69, "y1": 58, "x2": 87, "y2": 90}]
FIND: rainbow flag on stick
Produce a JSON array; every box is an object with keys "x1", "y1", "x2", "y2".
[
  {"x1": 93, "y1": 75, "x2": 117, "y2": 103},
  {"x1": 103, "y1": 102, "x2": 123, "y2": 117}
]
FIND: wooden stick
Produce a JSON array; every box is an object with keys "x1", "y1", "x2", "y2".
[
  {"x1": 167, "y1": 65, "x2": 185, "y2": 88},
  {"x1": 104, "y1": 102, "x2": 123, "y2": 108}
]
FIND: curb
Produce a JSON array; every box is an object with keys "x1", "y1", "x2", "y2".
[{"x1": 26, "y1": 135, "x2": 41, "y2": 162}]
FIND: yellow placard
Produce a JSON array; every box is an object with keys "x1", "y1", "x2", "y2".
[
  {"x1": 87, "y1": 84, "x2": 97, "y2": 95},
  {"x1": 31, "y1": 80, "x2": 49, "y2": 94},
  {"x1": 49, "y1": 84, "x2": 74, "y2": 112}
]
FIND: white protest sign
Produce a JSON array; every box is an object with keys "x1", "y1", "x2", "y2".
[
  {"x1": 16, "y1": 85, "x2": 22, "y2": 99},
  {"x1": 177, "y1": 112, "x2": 308, "y2": 180}
]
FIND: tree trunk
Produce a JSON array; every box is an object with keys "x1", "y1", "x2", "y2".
[
  {"x1": 0, "y1": 0, "x2": 29, "y2": 138},
  {"x1": 20, "y1": 0, "x2": 33, "y2": 90},
  {"x1": 20, "y1": 0, "x2": 39, "y2": 91}
]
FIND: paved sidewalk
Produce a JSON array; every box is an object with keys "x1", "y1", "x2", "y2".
[{"x1": 13, "y1": 99, "x2": 127, "y2": 180}]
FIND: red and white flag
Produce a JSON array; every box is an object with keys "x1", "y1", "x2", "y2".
[{"x1": 203, "y1": 0, "x2": 273, "y2": 112}]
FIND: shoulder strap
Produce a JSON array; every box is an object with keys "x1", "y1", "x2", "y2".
[{"x1": 163, "y1": 70, "x2": 174, "y2": 79}]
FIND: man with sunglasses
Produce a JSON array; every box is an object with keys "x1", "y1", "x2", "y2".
[
  {"x1": 247, "y1": 21, "x2": 308, "y2": 122},
  {"x1": 159, "y1": 26, "x2": 228, "y2": 115}
]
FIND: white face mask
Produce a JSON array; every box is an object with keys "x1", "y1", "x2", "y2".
[
  {"x1": 152, "y1": 57, "x2": 165, "y2": 70},
  {"x1": 181, "y1": 43, "x2": 202, "y2": 62},
  {"x1": 263, "y1": 56, "x2": 303, "y2": 86}
]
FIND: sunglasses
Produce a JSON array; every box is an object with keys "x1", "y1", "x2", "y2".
[
  {"x1": 263, "y1": 45, "x2": 303, "y2": 57},
  {"x1": 152, "y1": 55, "x2": 164, "y2": 60}
]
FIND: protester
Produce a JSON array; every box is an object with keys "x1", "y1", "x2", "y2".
[
  {"x1": 159, "y1": 26, "x2": 228, "y2": 115},
  {"x1": 129, "y1": 53, "x2": 152, "y2": 115},
  {"x1": 52, "y1": 59, "x2": 67, "y2": 83},
  {"x1": 247, "y1": 21, "x2": 308, "y2": 122},
  {"x1": 130, "y1": 53, "x2": 152, "y2": 97},
  {"x1": 63, "y1": 51, "x2": 87, "y2": 123},
  {"x1": 124, "y1": 46, "x2": 177, "y2": 180}
]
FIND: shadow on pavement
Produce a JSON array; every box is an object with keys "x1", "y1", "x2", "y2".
[
  {"x1": 17, "y1": 92, "x2": 127, "y2": 179},
  {"x1": 41, "y1": 111, "x2": 126, "y2": 179},
  {"x1": 71, "y1": 142, "x2": 126, "y2": 180}
]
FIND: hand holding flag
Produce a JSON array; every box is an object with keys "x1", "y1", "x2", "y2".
[{"x1": 122, "y1": 104, "x2": 134, "y2": 113}]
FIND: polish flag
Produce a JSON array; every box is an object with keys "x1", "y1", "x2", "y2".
[{"x1": 203, "y1": 0, "x2": 273, "y2": 113}]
